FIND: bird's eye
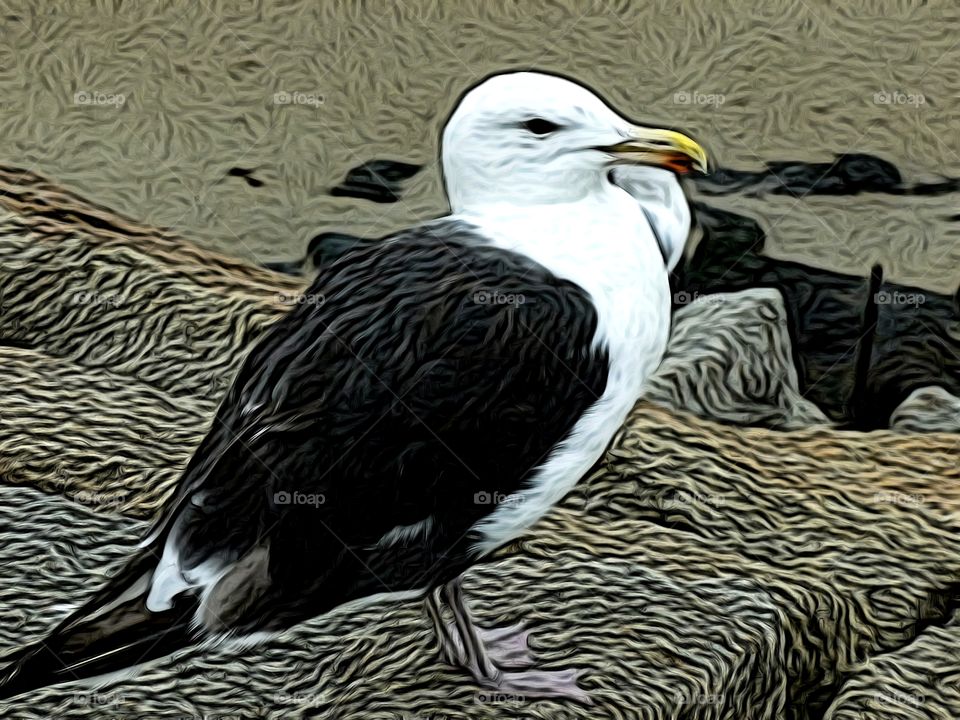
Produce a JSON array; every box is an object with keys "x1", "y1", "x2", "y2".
[{"x1": 519, "y1": 118, "x2": 562, "y2": 135}]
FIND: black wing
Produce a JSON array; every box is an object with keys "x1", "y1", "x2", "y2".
[{"x1": 156, "y1": 220, "x2": 609, "y2": 629}]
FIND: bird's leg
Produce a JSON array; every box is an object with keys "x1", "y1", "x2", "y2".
[
  {"x1": 424, "y1": 583, "x2": 532, "y2": 667},
  {"x1": 425, "y1": 585, "x2": 462, "y2": 665},
  {"x1": 444, "y1": 576, "x2": 500, "y2": 679},
  {"x1": 434, "y1": 576, "x2": 591, "y2": 704}
]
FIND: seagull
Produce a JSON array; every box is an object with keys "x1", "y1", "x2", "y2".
[{"x1": 0, "y1": 70, "x2": 706, "y2": 703}]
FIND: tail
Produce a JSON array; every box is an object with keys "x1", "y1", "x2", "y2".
[{"x1": 0, "y1": 551, "x2": 199, "y2": 701}]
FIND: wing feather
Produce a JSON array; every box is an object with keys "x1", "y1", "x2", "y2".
[{"x1": 146, "y1": 220, "x2": 609, "y2": 628}]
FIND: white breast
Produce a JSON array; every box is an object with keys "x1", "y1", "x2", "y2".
[{"x1": 457, "y1": 184, "x2": 675, "y2": 554}]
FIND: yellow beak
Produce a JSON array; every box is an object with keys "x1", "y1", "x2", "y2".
[{"x1": 600, "y1": 126, "x2": 708, "y2": 175}]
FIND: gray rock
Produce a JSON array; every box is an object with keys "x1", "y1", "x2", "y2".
[
  {"x1": 647, "y1": 287, "x2": 830, "y2": 430},
  {"x1": 889, "y1": 385, "x2": 960, "y2": 433}
]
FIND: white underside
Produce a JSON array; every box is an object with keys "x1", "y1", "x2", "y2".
[{"x1": 458, "y1": 182, "x2": 676, "y2": 555}]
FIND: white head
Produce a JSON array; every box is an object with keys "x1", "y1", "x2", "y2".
[{"x1": 441, "y1": 71, "x2": 708, "y2": 212}]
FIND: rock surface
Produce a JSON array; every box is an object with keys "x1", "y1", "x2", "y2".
[{"x1": 0, "y1": 168, "x2": 958, "y2": 719}]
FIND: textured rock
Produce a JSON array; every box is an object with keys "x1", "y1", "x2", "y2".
[
  {"x1": 889, "y1": 385, "x2": 960, "y2": 433},
  {"x1": 0, "y1": 347, "x2": 210, "y2": 518},
  {"x1": 647, "y1": 287, "x2": 829, "y2": 430},
  {"x1": 678, "y1": 203, "x2": 871, "y2": 425},
  {"x1": 0, "y1": 166, "x2": 303, "y2": 400},
  {"x1": 1, "y1": 166, "x2": 959, "y2": 719},
  {"x1": 0, "y1": 483, "x2": 792, "y2": 720},
  {"x1": 823, "y1": 612, "x2": 960, "y2": 719}
]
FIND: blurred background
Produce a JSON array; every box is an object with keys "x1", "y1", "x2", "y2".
[{"x1": 0, "y1": 0, "x2": 958, "y2": 291}]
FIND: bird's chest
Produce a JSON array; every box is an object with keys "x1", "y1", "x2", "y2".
[
  {"x1": 461, "y1": 202, "x2": 673, "y2": 554},
  {"x1": 467, "y1": 202, "x2": 672, "y2": 376}
]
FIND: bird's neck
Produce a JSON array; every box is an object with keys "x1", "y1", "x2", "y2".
[
  {"x1": 608, "y1": 167, "x2": 691, "y2": 272},
  {"x1": 454, "y1": 186, "x2": 672, "y2": 355},
  {"x1": 456, "y1": 187, "x2": 658, "y2": 284}
]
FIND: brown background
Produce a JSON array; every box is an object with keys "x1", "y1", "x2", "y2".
[{"x1": 1, "y1": 0, "x2": 958, "y2": 290}]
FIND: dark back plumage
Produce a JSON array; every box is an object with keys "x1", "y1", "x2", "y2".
[
  {"x1": 0, "y1": 220, "x2": 610, "y2": 698},
  {"x1": 151, "y1": 219, "x2": 610, "y2": 629}
]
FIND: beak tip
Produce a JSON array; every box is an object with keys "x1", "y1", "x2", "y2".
[{"x1": 606, "y1": 127, "x2": 710, "y2": 177}]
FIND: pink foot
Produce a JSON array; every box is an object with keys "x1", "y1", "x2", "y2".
[
  {"x1": 441, "y1": 621, "x2": 534, "y2": 668},
  {"x1": 480, "y1": 667, "x2": 592, "y2": 704},
  {"x1": 425, "y1": 580, "x2": 590, "y2": 704},
  {"x1": 462, "y1": 624, "x2": 591, "y2": 704},
  {"x1": 478, "y1": 623, "x2": 534, "y2": 668}
]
